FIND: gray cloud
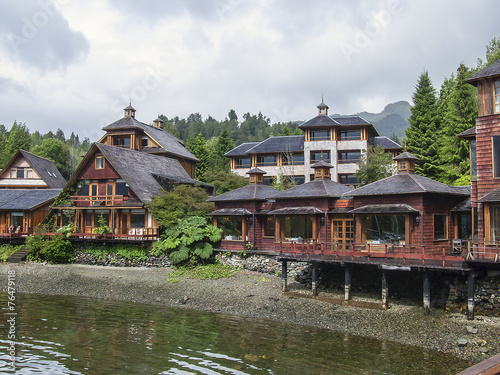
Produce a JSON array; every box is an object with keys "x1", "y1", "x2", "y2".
[{"x1": 0, "y1": 1, "x2": 89, "y2": 71}]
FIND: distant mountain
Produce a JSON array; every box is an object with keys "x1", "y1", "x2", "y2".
[{"x1": 333, "y1": 101, "x2": 411, "y2": 139}]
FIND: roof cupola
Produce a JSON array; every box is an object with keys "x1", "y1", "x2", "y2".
[
  {"x1": 246, "y1": 167, "x2": 267, "y2": 185},
  {"x1": 393, "y1": 151, "x2": 419, "y2": 174},
  {"x1": 311, "y1": 159, "x2": 333, "y2": 179},
  {"x1": 153, "y1": 115, "x2": 164, "y2": 129},
  {"x1": 317, "y1": 95, "x2": 329, "y2": 116},
  {"x1": 124, "y1": 103, "x2": 136, "y2": 118}
]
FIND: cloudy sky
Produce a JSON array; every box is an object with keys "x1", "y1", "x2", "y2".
[{"x1": 0, "y1": 0, "x2": 497, "y2": 141}]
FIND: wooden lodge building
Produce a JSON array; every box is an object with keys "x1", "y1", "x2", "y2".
[
  {"x1": 211, "y1": 62, "x2": 500, "y2": 316},
  {"x1": 0, "y1": 150, "x2": 66, "y2": 237},
  {"x1": 50, "y1": 106, "x2": 213, "y2": 240}
]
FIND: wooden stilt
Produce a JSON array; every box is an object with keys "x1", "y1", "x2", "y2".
[
  {"x1": 311, "y1": 263, "x2": 318, "y2": 296},
  {"x1": 423, "y1": 269, "x2": 431, "y2": 316},
  {"x1": 381, "y1": 270, "x2": 388, "y2": 309},
  {"x1": 468, "y1": 271, "x2": 475, "y2": 321},
  {"x1": 281, "y1": 260, "x2": 288, "y2": 293},
  {"x1": 344, "y1": 265, "x2": 351, "y2": 301}
]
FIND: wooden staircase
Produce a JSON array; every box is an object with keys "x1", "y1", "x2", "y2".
[{"x1": 7, "y1": 246, "x2": 29, "y2": 263}]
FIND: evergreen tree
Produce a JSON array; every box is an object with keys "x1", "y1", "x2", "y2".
[
  {"x1": 405, "y1": 71, "x2": 441, "y2": 180},
  {"x1": 1, "y1": 121, "x2": 31, "y2": 167},
  {"x1": 186, "y1": 133, "x2": 210, "y2": 181},
  {"x1": 356, "y1": 146, "x2": 394, "y2": 186},
  {"x1": 437, "y1": 64, "x2": 478, "y2": 185},
  {"x1": 32, "y1": 138, "x2": 71, "y2": 179},
  {"x1": 203, "y1": 168, "x2": 249, "y2": 195},
  {"x1": 208, "y1": 126, "x2": 234, "y2": 171}
]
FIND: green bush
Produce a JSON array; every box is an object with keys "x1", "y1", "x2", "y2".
[
  {"x1": 153, "y1": 216, "x2": 222, "y2": 266},
  {"x1": 0, "y1": 244, "x2": 23, "y2": 262},
  {"x1": 168, "y1": 263, "x2": 238, "y2": 280},
  {"x1": 82, "y1": 244, "x2": 148, "y2": 262},
  {"x1": 26, "y1": 234, "x2": 74, "y2": 263}
]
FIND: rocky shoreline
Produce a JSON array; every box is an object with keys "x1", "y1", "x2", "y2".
[{"x1": 1, "y1": 262, "x2": 499, "y2": 365}]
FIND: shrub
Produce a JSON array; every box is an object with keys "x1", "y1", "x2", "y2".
[
  {"x1": 82, "y1": 244, "x2": 148, "y2": 262},
  {"x1": 26, "y1": 234, "x2": 74, "y2": 263},
  {"x1": 0, "y1": 244, "x2": 23, "y2": 262}
]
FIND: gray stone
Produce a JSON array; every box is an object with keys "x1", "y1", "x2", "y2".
[
  {"x1": 466, "y1": 326, "x2": 478, "y2": 334},
  {"x1": 457, "y1": 339, "x2": 468, "y2": 347}
]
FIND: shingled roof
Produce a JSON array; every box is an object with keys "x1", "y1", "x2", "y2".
[
  {"x1": 346, "y1": 174, "x2": 470, "y2": 197},
  {"x1": 207, "y1": 184, "x2": 278, "y2": 202},
  {"x1": 246, "y1": 135, "x2": 304, "y2": 154},
  {"x1": 372, "y1": 136, "x2": 403, "y2": 150},
  {"x1": 478, "y1": 188, "x2": 500, "y2": 203},
  {"x1": 299, "y1": 115, "x2": 372, "y2": 129},
  {"x1": 0, "y1": 189, "x2": 62, "y2": 210},
  {"x1": 457, "y1": 126, "x2": 476, "y2": 139},
  {"x1": 224, "y1": 142, "x2": 260, "y2": 157},
  {"x1": 270, "y1": 179, "x2": 352, "y2": 200},
  {"x1": 466, "y1": 59, "x2": 500, "y2": 85},
  {"x1": 102, "y1": 116, "x2": 198, "y2": 162}
]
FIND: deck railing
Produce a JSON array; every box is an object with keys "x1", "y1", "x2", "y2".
[
  {"x1": 0, "y1": 226, "x2": 34, "y2": 237},
  {"x1": 69, "y1": 195, "x2": 126, "y2": 207},
  {"x1": 51, "y1": 226, "x2": 160, "y2": 241}
]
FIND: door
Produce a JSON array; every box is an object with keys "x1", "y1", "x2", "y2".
[{"x1": 331, "y1": 218, "x2": 354, "y2": 250}]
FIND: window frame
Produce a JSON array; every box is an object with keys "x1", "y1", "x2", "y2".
[
  {"x1": 339, "y1": 129, "x2": 362, "y2": 141},
  {"x1": 235, "y1": 157, "x2": 251, "y2": 169},
  {"x1": 256, "y1": 154, "x2": 277, "y2": 167},
  {"x1": 95, "y1": 155, "x2": 105, "y2": 169},
  {"x1": 310, "y1": 150, "x2": 331, "y2": 164},
  {"x1": 338, "y1": 150, "x2": 362, "y2": 164},
  {"x1": 338, "y1": 174, "x2": 358, "y2": 187},
  {"x1": 263, "y1": 216, "x2": 275, "y2": 238},
  {"x1": 433, "y1": 214, "x2": 448, "y2": 241},
  {"x1": 310, "y1": 129, "x2": 331, "y2": 141},
  {"x1": 494, "y1": 79, "x2": 500, "y2": 114}
]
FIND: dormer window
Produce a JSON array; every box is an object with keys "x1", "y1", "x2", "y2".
[
  {"x1": 9, "y1": 167, "x2": 33, "y2": 179},
  {"x1": 115, "y1": 137, "x2": 131, "y2": 148},
  {"x1": 95, "y1": 155, "x2": 105, "y2": 169},
  {"x1": 141, "y1": 136, "x2": 148, "y2": 147},
  {"x1": 495, "y1": 79, "x2": 500, "y2": 113}
]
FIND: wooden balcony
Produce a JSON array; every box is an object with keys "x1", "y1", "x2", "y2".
[
  {"x1": 47, "y1": 227, "x2": 159, "y2": 241},
  {"x1": 70, "y1": 195, "x2": 126, "y2": 207}
]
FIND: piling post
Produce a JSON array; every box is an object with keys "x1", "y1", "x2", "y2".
[
  {"x1": 344, "y1": 264, "x2": 351, "y2": 301},
  {"x1": 423, "y1": 269, "x2": 431, "y2": 316},
  {"x1": 381, "y1": 270, "x2": 388, "y2": 309},
  {"x1": 467, "y1": 271, "x2": 475, "y2": 321},
  {"x1": 311, "y1": 262, "x2": 318, "y2": 296},
  {"x1": 281, "y1": 260, "x2": 288, "y2": 293}
]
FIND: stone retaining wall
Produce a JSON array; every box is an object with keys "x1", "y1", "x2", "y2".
[{"x1": 73, "y1": 250, "x2": 173, "y2": 268}]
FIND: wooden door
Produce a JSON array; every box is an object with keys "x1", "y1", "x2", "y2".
[{"x1": 331, "y1": 218, "x2": 354, "y2": 250}]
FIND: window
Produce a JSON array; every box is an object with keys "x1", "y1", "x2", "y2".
[
  {"x1": 115, "y1": 179, "x2": 128, "y2": 196},
  {"x1": 85, "y1": 211, "x2": 92, "y2": 227},
  {"x1": 95, "y1": 155, "x2": 104, "y2": 169},
  {"x1": 310, "y1": 150, "x2": 331, "y2": 163},
  {"x1": 290, "y1": 176, "x2": 305, "y2": 185},
  {"x1": 130, "y1": 209, "x2": 145, "y2": 228},
  {"x1": 493, "y1": 137, "x2": 500, "y2": 178},
  {"x1": 471, "y1": 140, "x2": 477, "y2": 181},
  {"x1": 280, "y1": 215, "x2": 315, "y2": 241},
  {"x1": 141, "y1": 136, "x2": 148, "y2": 147},
  {"x1": 263, "y1": 216, "x2": 275, "y2": 237},
  {"x1": 491, "y1": 206, "x2": 500, "y2": 242},
  {"x1": 362, "y1": 215, "x2": 406, "y2": 244},
  {"x1": 217, "y1": 217, "x2": 243, "y2": 240},
  {"x1": 107, "y1": 182, "x2": 114, "y2": 195},
  {"x1": 256, "y1": 155, "x2": 277, "y2": 166},
  {"x1": 26, "y1": 169, "x2": 33, "y2": 178},
  {"x1": 434, "y1": 215, "x2": 448, "y2": 240},
  {"x1": 338, "y1": 151, "x2": 361, "y2": 164},
  {"x1": 16, "y1": 168, "x2": 25, "y2": 178},
  {"x1": 310, "y1": 129, "x2": 331, "y2": 141},
  {"x1": 9, "y1": 169, "x2": 16, "y2": 178},
  {"x1": 495, "y1": 79, "x2": 500, "y2": 113},
  {"x1": 115, "y1": 137, "x2": 131, "y2": 148},
  {"x1": 283, "y1": 153, "x2": 304, "y2": 165},
  {"x1": 338, "y1": 174, "x2": 358, "y2": 187},
  {"x1": 263, "y1": 177, "x2": 273, "y2": 185},
  {"x1": 10, "y1": 212, "x2": 23, "y2": 229},
  {"x1": 236, "y1": 157, "x2": 251, "y2": 168},
  {"x1": 8, "y1": 168, "x2": 33, "y2": 179},
  {"x1": 78, "y1": 181, "x2": 89, "y2": 196},
  {"x1": 339, "y1": 129, "x2": 362, "y2": 140}
]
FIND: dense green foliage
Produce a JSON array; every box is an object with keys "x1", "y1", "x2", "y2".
[
  {"x1": 83, "y1": 244, "x2": 148, "y2": 262},
  {"x1": 0, "y1": 244, "x2": 23, "y2": 262},
  {"x1": 356, "y1": 146, "x2": 394, "y2": 186},
  {"x1": 147, "y1": 185, "x2": 215, "y2": 228},
  {"x1": 26, "y1": 233, "x2": 74, "y2": 263},
  {"x1": 203, "y1": 168, "x2": 249, "y2": 195},
  {"x1": 167, "y1": 263, "x2": 238, "y2": 280},
  {"x1": 153, "y1": 216, "x2": 222, "y2": 266}
]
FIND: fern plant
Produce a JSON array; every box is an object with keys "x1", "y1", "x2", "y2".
[{"x1": 155, "y1": 216, "x2": 222, "y2": 266}]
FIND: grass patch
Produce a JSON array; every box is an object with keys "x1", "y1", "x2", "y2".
[
  {"x1": 168, "y1": 263, "x2": 239, "y2": 280},
  {"x1": 0, "y1": 244, "x2": 23, "y2": 262},
  {"x1": 82, "y1": 244, "x2": 148, "y2": 262}
]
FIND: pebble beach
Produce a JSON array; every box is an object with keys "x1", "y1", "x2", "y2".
[{"x1": 1, "y1": 262, "x2": 499, "y2": 365}]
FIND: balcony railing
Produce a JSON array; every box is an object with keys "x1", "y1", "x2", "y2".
[{"x1": 70, "y1": 195, "x2": 126, "y2": 207}]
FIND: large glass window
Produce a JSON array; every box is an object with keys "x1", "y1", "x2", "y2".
[
  {"x1": 310, "y1": 150, "x2": 331, "y2": 163},
  {"x1": 217, "y1": 217, "x2": 243, "y2": 240},
  {"x1": 263, "y1": 216, "x2": 275, "y2": 237},
  {"x1": 130, "y1": 209, "x2": 145, "y2": 228},
  {"x1": 362, "y1": 215, "x2": 406, "y2": 244},
  {"x1": 115, "y1": 179, "x2": 128, "y2": 196},
  {"x1": 338, "y1": 174, "x2": 358, "y2": 187},
  {"x1": 10, "y1": 212, "x2": 23, "y2": 229},
  {"x1": 434, "y1": 215, "x2": 448, "y2": 240},
  {"x1": 493, "y1": 136, "x2": 500, "y2": 178},
  {"x1": 256, "y1": 155, "x2": 277, "y2": 166},
  {"x1": 236, "y1": 157, "x2": 251, "y2": 168},
  {"x1": 495, "y1": 79, "x2": 500, "y2": 113},
  {"x1": 280, "y1": 216, "x2": 314, "y2": 241},
  {"x1": 339, "y1": 129, "x2": 362, "y2": 140},
  {"x1": 338, "y1": 151, "x2": 361, "y2": 164},
  {"x1": 310, "y1": 129, "x2": 331, "y2": 141},
  {"x1": 491, "y1": 206, "x2": 500, "y2": 242},
  {"x1": 95, "y1": 155, "x2": 104, "y2": 169},
  {"x1": 283, "y1": 153, "x2": 304, "y2": 165},
  {"x1": 115, "y1": 137, "x2": 131, "y2": 148}
]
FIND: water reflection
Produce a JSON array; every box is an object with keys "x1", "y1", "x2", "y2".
[{"x1": 0, "y1": 293, "x2": 468, "y2": 374}]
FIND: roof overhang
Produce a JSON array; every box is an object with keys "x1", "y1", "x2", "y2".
[
  {"x1": 209, "y1": 208, "x2": 252, "y2": 216},
  {"x1": 349, "y1": 204, "x2": 419, "y2": 214},
  {"x1": 478, "y1": 189, "x2": 500, "y2": 203},
  {"x1": 268, "y1": 206, "x2": 324, "y2": 215}
]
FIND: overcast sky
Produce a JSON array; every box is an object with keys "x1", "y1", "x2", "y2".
[{"x1": 0, "y1": 0, "x2": 497, "y2": 141}]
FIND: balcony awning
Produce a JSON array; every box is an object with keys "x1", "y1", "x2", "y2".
[
  {"x1": 209, "y1": 208, "x2": 252, "y2": 216},
  {"x1": 349, "y1": 204, "x2": 419, "y2": 214},
  {"x1": 478, "y1": 188, "x2": 500, "y2": 203},
  {"x1": 268, "y1": 206, "x2": 324, "y2": 215}
]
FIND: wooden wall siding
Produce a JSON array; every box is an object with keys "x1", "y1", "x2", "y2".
[
  {"x1": 78, "y1": 154, "x2": 121, "y2": 180},
  {"x1": 477, "y1": 79, "x2": 494, "y2": 117},
  {"x1": 476, "y1": 115, "x2": 500, "y2": 199},
  {"x1": 331, "y1": 199, "x2": 354, "y2": 209}
]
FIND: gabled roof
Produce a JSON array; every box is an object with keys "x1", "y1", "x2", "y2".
[
  {"x1": 0, "y1": 189, "x2": 62, "y2": 210},
  {"x1": 372, "y1": 136, "x2": 403, "y2": 150},
  {"x1": 102, "y1": 116, "x2": 198, "y2": 162},
  {"x1": 64, "y1": 144, "x2": 209, "y2": 204},
  {"x1": 393, "y1": 151, "x2": 419, "y2": 161},
  {"x1": 270, "y1": 179, "x2": 352, "y2": 200},
  {"x1": 224, "y1": 142, "x2": 260, "y2": 157},
  {"x1": 246, "y1": 135, "x2": 304, "y2": 154},
  {"x1": 346, "y1": 174, "x2": 470, "y2": 197},
  {"x1": 207, "y1": 184, "x2": 278, "y2": 202},
  {"x1": 0, "y1": 149, "x2": 66, "y2": 188},
  {"x1": 466, "y1": 59, "x2": 500, "y2": 85},
  {"x1": 299, "y1": 115, "x2": 371, "y2": 129}
]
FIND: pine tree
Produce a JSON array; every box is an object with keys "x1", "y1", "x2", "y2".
[
  {"x1": 208, "y1": 126, "x2": 234, "y2": 171},
  {"x1": 405, "y1": 71, "x2": 441, "y2": 180},
  {"x1": 186, "y1": 133, "x2": 210, "y2": 181},
  {"x1": 1, "y1": 121, "x2": 31, "y2": 167},
  {"x1": 356, "y1": 146, "x2": 393, "y2": 186},
  {"x1": 438, "y1": 64, "x2": 478, "y2": 185}
]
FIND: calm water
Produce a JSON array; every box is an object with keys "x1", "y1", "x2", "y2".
[{"x1": 0, "y1": 293, "x2": 469, "y2": 374}]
